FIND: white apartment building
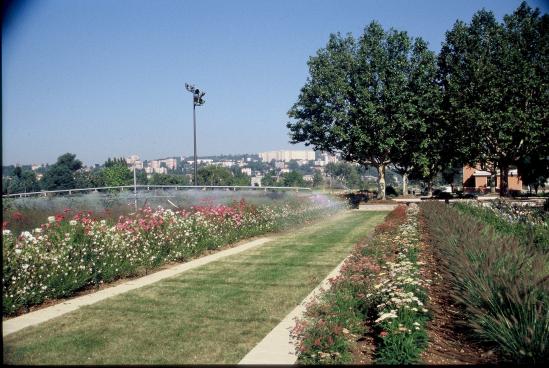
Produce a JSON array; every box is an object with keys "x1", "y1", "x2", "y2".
[
  {"x1": 241, "y1": 168, "x2": 252, "y2": 176},
  {"x1": 145, "y1": 167, "x2": 168, "y2": 175},
  {"x1": 161, "y1": 158, "x2": 177, "y2": 170},
  {"x1": 259, "y1": 150, "x2": 315, "y2": 162}
]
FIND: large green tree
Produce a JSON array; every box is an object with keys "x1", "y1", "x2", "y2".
[
  {"x1": 288, "y1": 22, "x2": 441, "y2": 199},
  {"x1": 439, "y1": 2, "x2": 548, "y2": 196},
  {"x1": 41, "y1": 153, "x2": 83, "y2": 190}
]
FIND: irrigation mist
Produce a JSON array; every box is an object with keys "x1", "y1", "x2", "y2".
[{"x1": 3, "y1": 188, "x2": 343, "y2": 234}]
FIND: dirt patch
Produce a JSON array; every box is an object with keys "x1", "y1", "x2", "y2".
[{"x1": 418, "y1": 217, "x2": 498, "y2": 365}]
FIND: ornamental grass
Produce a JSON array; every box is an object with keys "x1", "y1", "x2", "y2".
[{"x1": 421, "y1": 201, "x2": 548, "y2": 363}]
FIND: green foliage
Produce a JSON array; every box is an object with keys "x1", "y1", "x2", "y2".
[
  {"x1": 261, "y1": 172, "x2": 278, "y2": 187},
  {"x1": 421, "y1": 201, "x2": 549, "y2": 363},
  {"x1": 102, "y1": 163, "x2": 132, "y2": 187},
  {"x1": 517, "y1": 154, "x2": 549, "y2": 194},
  {"x1": 148, "y1": 173, "x2": 189, "y2": 186},
  {"x1": 312, "y1": 170, "x2": 324, "y2": 188},
  {"x1": 325, "y1": 162, "x2": 364, "y2": 189},
  {"x1": 288, "y1": 22, "x2": 441, "y2": 199},
  {"x1": 438, "y1": 2, "x2": 549, "y2": 196},
  {"x1": 40, "y1": 153, "x2": 83, "y2": 191},
  {"x1": 2, "y1": 169, "x2": 40, "y2": 194},
  {"x1": 196, "y1": 165, "x2": 233, "y2": 186},
  {"x1": 281, "y1": 171, "x2": 305, "y2": 187}
]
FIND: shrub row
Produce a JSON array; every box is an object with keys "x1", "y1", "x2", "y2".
[
  {"x1": 2, "y1": 198, "x2": 342, "y2": 315},
  {"x1": 421, "y1": 201, "x2": 548, "y2": 363},
  {"x1": 293, "y1": 205, "x2": 430, "y2": 364},
  {"x1": 453, "y1": 199, "x2": 549, "y2": 252}
]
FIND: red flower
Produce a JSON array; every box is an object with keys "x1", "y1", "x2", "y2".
[
  {"x1": 2, "y1": 221, "x2": 9, "y2": 229},
  {"x1": 12, "y1": 212, "x2": 24, "y2": 221},
  {"x1": 55, "y1": 214, "x2": 64, "y2": 222},
  {"x1": 63, "y1": 208, "x2": 72, "y2": 213},
  {"x1": 380, "y1": 331, "x2": 388, "y2": 337},
  {"x1": 313, "y1": 338, "x2": 321, "y2": 347}
]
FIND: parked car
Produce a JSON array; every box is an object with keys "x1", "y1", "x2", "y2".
[{"x1": 433, "y1": 191, "x2": 454, "y2": 200}]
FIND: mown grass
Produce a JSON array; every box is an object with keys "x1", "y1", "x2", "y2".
[{"x1": 3, "y1": 211, "x2": 387, "y2": 364}]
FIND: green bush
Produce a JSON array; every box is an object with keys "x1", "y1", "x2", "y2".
[{"x1": 421, "y1": 202, "x2": 549, "y2": 363}]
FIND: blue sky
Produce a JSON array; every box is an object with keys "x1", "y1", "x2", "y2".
[{"x1": 3, "y1": 0, "x2": 547, "y2": 166}]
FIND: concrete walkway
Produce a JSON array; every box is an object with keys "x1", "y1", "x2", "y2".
[
  {"x1": 239, "y1": 255, "x2": 349, "y2": 364},
  {"x1": 3, "y1": 237, "x2": 272, "y2": 337},
  {"x1": 358, "y1": 203, "x2": 398, "y2": 211}
]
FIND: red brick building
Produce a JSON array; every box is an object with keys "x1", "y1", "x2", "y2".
[{"x1": 463, "y1": 165, "x2": 523, "y2": 192}]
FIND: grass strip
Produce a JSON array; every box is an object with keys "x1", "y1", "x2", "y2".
[{"x1": 4, "y1": 211, "x2": 387, "y2": 364}]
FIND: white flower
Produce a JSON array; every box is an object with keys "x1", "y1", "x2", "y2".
[
  {"x1": 15, "y1": 249, "x2": 22, "y2": 255},
  {"x1": 69, "y1": 220, "x2": 78, "y2": 226},
  {"x1": 2, "y1": 229, "x2": 11, "y2": 236},
  {"x1": 375, "y1": 311, "x2": 398, "y2": 323},
  {"x1": 48, "y1": 216, "x2": 55, "y2": 223},
  {"x1": 34, "y1": 228, "x2": 42, "y2": 233}
]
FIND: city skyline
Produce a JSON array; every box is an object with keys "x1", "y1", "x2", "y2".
[{"x1": 3, "y1": 0, "x2": 547, "y2": 166}]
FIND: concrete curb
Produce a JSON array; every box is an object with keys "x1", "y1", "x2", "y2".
[
  {"x1": 238, "y1": 255, "x2": 350, "y2": 365},
  {"x1": 3, "y1": 237, "x2": 272, "y2": 337}
]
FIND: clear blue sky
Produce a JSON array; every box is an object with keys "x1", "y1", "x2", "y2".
[{"x1": 3, "y1": 0, "x2": 547, "y2": 166}]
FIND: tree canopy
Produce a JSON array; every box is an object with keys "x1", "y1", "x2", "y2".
[
  {"x1": 439, "y1": 3, "x2": 548, "y2": 195},
  {"x1": 287, "y1": 21, "x2": 441, "y2": 199}
]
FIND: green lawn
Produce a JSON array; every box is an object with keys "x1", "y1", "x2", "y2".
[{"x1": 4, "y1": 211, "x2": 387, "y2": 364}]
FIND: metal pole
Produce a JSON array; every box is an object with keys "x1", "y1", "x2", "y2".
[
  {"x1": 193, "y1": 102, "x2": 197, "y2": 186},
  {"x1": 133, "y1": 165, "x2": 137, "y2": 211}
]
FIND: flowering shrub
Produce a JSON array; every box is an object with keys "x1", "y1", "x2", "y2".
[
  {"x1": 2, "y1": 198, "x2": 342, "y2": 315},
  {"x1": 367, "y1": 204, "x2": 429, "y2": 364},
  {"x1": 293, "y1": 205, "x2": 430, "y2": 364}
]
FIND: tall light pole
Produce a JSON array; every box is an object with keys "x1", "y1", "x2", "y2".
[{"x1": 185, "y1": 83, "x2": 206, "y2": 186}]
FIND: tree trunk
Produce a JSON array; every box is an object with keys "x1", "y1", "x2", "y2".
[
  {"x1": 377, "y1": 164, "x2": 386, "y2": 200},
  {"x1": 490, "y1": 169, "x2": 497, "y2": 194},
  {"x1": 402, "y1": 173, "x2": 408, "y2": 196},
  {"x1": 499, "y1": 163, "x2": 510, "y2": 197},
  {"x1": 427, "y1": 181, "x2": 433, "y2": 197}
]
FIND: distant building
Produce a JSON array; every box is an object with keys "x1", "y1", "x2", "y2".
[
  {"x1": 241, "y1": 168, "x2": 252, "y2": 176},
  {"x1": 126, "y1": 154, "x2": 140, "y2": 165},
  {"x1": 463, "y1": 165, "x2": 523, "y2": 192},
  {"x1": 303, "y1": 174, "x2": 314, "y2": 182},
  {"x1": 274, "y1": 161, "x2": 286, "y2": 169},
  {"x1": 259, "y1": 150, "x2": 315, "y2": 162},
  {"x1": 161, "y1": 158, "x2": 177, "y2": 170},
  {"x1": 251, "y1": 176, "x2": 262, "y2": 187},
  {"x1": 220, "y1": 161, "x2": 234, "y2": 168}
]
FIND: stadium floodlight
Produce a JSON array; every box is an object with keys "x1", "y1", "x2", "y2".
[{"x1": 185, "y1": 83, "x2": 206, "y2": 185}]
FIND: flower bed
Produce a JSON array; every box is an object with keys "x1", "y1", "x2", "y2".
[
  {"x1": 292, "y1": 204, "x2": 430, "y2": 364},
  {"x1": 2, "y1": 198, "x2": 342, "y2": 315},
  {"x1": 421, "y1": 201, "x2": 548, "y2": 363}
]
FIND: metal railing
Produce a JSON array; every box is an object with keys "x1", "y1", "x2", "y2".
[{"x1": 2, "y1": 185, "x2": 311, "y2": 198}]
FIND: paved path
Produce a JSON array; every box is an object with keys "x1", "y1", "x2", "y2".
[
  {"x1": 239, "y1": 255, "x2": 349, "y2": 364},
  {"x1": 2, "y1": 237, "x2": 272, "y2": 337},
  {"x1": 358, "y1": 204, "x2": 398, "y2": 211}
]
